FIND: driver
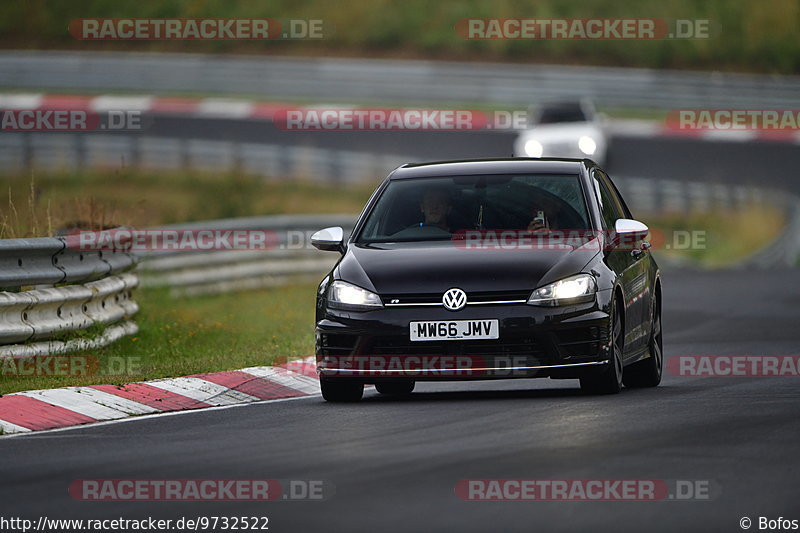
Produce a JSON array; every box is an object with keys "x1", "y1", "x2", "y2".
[{"x1": 418, "y1": 188, "x2": 452, "y2": 231}]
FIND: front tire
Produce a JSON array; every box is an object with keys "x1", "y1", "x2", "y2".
[
  {"x1": 580, "y1": 298, "x2": 624, "y2": 395},
  {"x1": 623, "y1": 296, "x2": 663, "y2": 388},
  {"x1": 320, "y1": 379, "x2": 364, "y2": 402}
]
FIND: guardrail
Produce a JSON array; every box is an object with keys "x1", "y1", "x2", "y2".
[
  {"x1": 739, "y1": 193, "x2": 800, "y2": 269},
  {"x1": 136, "y1": 214, "x2": 355, "y2": 297},
  {"x1": 0, "y1": 235, "x2": 139, "y2": 357},
  {"x1": 3, "y1": 51, "x2": 800, "y2": 109},
  {"x1": 613, "y1": 176, "x2": 772, "y2": 215},
  {"x1": 617, "y1": 180, "x2": 800, "y2": 269},
  {"x1": 0, "y1": 133, "x2": 411, "y2": 184},
  {"x1": 0, "y1": 127, "x2": 779, "y2": 212}
]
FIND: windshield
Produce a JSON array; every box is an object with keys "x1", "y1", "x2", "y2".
[
  {"x1": 536, "y1": 103, "x2": 592, "y2": 124},
  {"x1": 357, "y1": 174, "x2": 590, "y2": 243}
]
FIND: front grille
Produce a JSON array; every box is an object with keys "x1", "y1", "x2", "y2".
[
  {"x1": 367, "y1": 337, "x2": 447, "y2": 356},
  {"x1": 365, "y1": 334, "x2": 551, "y2": 363},
  {"x1": 383, "y1": 289, "x2": 530, "y2": 306},
  {"x1": 554, "y1": 326, "x2": 603, "y2": 358},
  {"x1": 545, "y1": 141, "x2": 578, "y2": 153},
  {"x1": 468, "y1": 290, "x2": 532, "y2": 303},
  {"x1": 382, "y1": 293, "x2": 440, "y2": 305},
  {"x1": 461, "y1": 337, "x2": 544, "y2": 357},
  {"x1": 319, "y1": 333, "x2": 358, "y2": 356}
]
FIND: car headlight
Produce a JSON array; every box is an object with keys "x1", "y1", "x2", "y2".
[
  {"x1": 328, "y1": 280, "x2": 383, "y2": 310},
  {"x1": 528, "y1": 274, "x2": 597, "y2": 306},
  {"x1": 578, "y1": 136, "x2": 597, "y2": 155},
  {"x1": 523, "y1": 139, "x2": 543, "y2": 157}
]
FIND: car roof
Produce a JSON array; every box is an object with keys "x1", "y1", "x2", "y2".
[{"x1": 390, "y1": 158, "x2": 592, "y2": 179}]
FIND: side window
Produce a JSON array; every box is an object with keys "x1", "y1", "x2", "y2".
[
  {"x1": 592, "y1": 170, "x2": 625, "y2": 230},
  {"x1": 604, "y1": 172, "x2": 634, "y2": 219}
]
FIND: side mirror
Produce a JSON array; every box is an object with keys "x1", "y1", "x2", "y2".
[
  {"x1": 311, "y1": 226, "x2": 345, "y2": 253},
  {"x1": 613, "y1": 219, "x2": 649, "y2": 250}
]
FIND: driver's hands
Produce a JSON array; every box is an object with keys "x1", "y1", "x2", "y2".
[
  {"x1": 527, "y1": 220, "x2": 548, "y2": 232},
  {"x1": 527, "y1": 213, "x2": 550, "y2": 232}
]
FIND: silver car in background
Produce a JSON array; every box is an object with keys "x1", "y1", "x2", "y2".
[{"x1": 514, "y1": 100, "x2": 608, "y2": 166}]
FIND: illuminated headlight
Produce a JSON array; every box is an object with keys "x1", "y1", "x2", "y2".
[
  {"x1": 328, "y1": 281, "x2": 383, "y2": 310},
  {"x1": 578, "y1": 136, "x2": 597, "y2": 155},
  {"x1": 523, "y1": 139, "x2": 544, "y2": 157},
  {"x1": 528, "y1": 274, "x2": 597, "y2": 306}
]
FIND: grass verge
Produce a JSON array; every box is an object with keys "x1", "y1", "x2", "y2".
[
  {"x1": 641, "y1": 204, "x2": 785, "y2": 268},
  {"x1": 1, "y1": 170, "x2": 376, "y2": 238},
  {"x1": 0, "y1": 282, "x2": 317, "y2": 395},
  {"x1": 1, "y1": 0, "x2": 799, "y2": 74}
]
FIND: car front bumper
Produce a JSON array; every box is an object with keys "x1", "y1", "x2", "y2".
[{"x1": 315, "y1": 294, "x2": 613, "y2": 382}]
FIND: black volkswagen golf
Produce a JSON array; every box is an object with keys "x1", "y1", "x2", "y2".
[{"x1": 312, "y1": 158, "x2": 662, "y2": 402}]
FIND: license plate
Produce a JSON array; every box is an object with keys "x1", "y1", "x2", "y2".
[{"x1": 410, "y1": 319, "x2": 499, "y2": 341}]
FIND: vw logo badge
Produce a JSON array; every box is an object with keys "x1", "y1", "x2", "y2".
[{"x1": 442, "y1": 288, "x2": 467, "y2": 311}]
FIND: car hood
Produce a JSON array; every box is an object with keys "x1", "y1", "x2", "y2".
[{"x1": 336, "y1": 239, "x2": 601, "y2": 295}]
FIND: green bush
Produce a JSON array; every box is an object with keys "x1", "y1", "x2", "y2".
[{"x1": 0, "y1": 0, "x2": 798, "y2": 74}]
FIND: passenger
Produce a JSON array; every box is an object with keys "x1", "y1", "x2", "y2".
[{"x1": 527, "y1": 194, "x2": 562, "y2": 232}]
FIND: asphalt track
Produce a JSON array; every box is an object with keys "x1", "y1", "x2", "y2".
[{"x1": 2, "y1": 122, "x2": 799, "y2": 532}]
